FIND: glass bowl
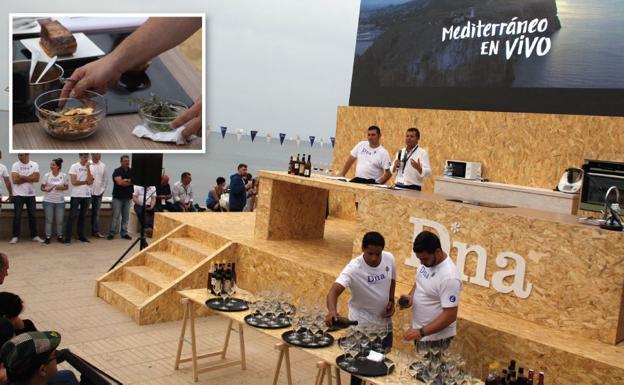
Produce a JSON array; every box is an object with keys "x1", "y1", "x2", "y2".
[
  {"x1": 34, "y1": 89, "x2": 107, "y2": 140},
  {"x1": 137, "y1": 98, "x2": 188, "y2": 132}
]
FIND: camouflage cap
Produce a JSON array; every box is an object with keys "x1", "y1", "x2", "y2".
[{"x1": 0, "y1": 331, "x2": 61, "y2": 372}]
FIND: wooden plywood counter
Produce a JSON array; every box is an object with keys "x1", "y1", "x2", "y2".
[{"x1": 256, "y1": 171, "x2": 624, "y2": 347}]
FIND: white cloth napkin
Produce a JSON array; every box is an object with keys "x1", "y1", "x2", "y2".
[
  {"x1": 366, "y1": 350, "x2": 385, "y2": 363},
  {"x1": 132, "y1": 125, "x2": 198, "y2": 145}
]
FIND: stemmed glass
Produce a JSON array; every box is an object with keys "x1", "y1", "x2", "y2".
[
  {"x1": 213, "y1": 279, "x2": 223, "y2": 304},
  {"x1": 338, "y1": 338, "x2": 351, "y2": 368}
]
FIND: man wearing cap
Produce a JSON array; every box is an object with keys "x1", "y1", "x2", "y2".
[{"x1": 0, "y1": 331, "x2": 78, "y2": 385}]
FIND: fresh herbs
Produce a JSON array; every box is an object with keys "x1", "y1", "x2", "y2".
[{"x1": 130, "y1": 93, "x2": 180, "y2": 132}]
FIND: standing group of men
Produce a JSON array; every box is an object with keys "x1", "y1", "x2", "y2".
[
  {"x1": 0, "y1": 153, "x2": 144, "y2": 244},
  {"x1": 339, "y1": 125, "x2": 432, "y2": 190}
]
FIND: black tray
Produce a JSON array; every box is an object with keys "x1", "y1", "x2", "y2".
[
  {"x1": 244, "y1": 313, "x2": 291, "y2": 329},
  {"x1": 281, "y1": 330, "x2": 334, "y2": 348},
  {"x1": 205, "y1": 298, "x2": 248, "y2": 312},
  {"x1": 336, "y1": 354, "x2": 394, "y2": 377}
]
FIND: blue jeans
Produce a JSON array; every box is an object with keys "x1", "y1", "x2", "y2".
[
  {"x1": 43, "y1": 201, "x2": 65, "y2": 238},
  {"x1": 48, "y1": 369, "x2": 79, "y2": 385},
  {"x1": 91, "y1": 194, "x2": 103, "y2": 234},
  {"x1": 133, "y1": 204, "x2": 154, "y2": 228},
  {"x1": 12, "y1": 195, "x2": 38, "y2": 238},
  {"x1": 65, "y1": 197, "x2": 91, "y2": 241},
  {"x1": 109, "y1": 198, "x2": 131, "y2": 236}
]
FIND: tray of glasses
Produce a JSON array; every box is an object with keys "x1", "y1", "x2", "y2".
[
  {"x1": 282, "y1": 330, "x2": 334, "y2": 348},
  {"x1": 244, "y1": 312, "x2": 291, "y2": 329},
  {"x1": 205, "y1": 297, "x2": 249, "y2": 312},
  {"x1": 336, "y1": 354, "x2": 394, "y2": 377}
]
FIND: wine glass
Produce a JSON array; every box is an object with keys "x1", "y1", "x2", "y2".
[
  {"x1": 213, "y1": 280, "x2": 223, "y2": 304},
  {"x1": 338, "y1": 338, "x2": 351, "y2": 368},
  {"x1": 383, "y1": 357, "x2": 394, "y2": 377}
]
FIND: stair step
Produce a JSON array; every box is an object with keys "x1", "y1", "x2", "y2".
[
  {"x1": 168, "y1": 237, "x2": 217, "y2": 264},
  {"x1": 145, "y1": 251, "x2": 195, "y2": 280},
  {"x1": 123, "y1": 266, "x2": 172, "y2": 296},
  {"x1": 98, "y1": 281, "x2": 149, "y2": 321}
]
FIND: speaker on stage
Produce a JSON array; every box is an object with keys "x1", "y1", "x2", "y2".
[{"x1": 131, "y1": 154, "x2": 163, "y2": 186}]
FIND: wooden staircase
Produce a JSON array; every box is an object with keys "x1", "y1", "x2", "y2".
[{"x1": 97, "y1": 225, "x2": 237, "y2": 324}]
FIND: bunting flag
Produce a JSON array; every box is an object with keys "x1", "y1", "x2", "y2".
[
  {"x1": 250, "y1": 130, "x2": 258, "y2": 142},
  {"x1": 319, "y1": 138, "x2": 324, "y2": 148},
  {"x1": 295, "y1": 135, "x2": 301, "y2": 147},
  {"x1": 236, "y1": 128, "x2": 244, "y2": 142},
  {"x1": 330, "y1": 137, "x2": 336, "y2": 148},
  {"x1": 279, "y1": 133, "x2": 286, "y2": 145},
  {"x1": 309, "y1": 135, "x2": 316, "y2": 147},
  {"x1": 266, "y1": 133, "x2": 272, "y2": 143},
  {"x1": 220, "y1": 126, "x2": 227, "y2": 138}
]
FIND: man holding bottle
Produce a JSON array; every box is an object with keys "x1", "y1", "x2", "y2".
[
  {"x1": 400, "y1": 231, "x2": 462, "y2": 344},
  {"x1": 326, "y1": 231, "x2": 396, "y2": 385}
]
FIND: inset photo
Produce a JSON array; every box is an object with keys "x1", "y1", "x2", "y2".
[{"x1": 10, "y1": 13, "x2": 205, "y2": 152}]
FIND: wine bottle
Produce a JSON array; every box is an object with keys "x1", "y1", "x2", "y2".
[
  {"x1": 294, "y1": 154, "x2": 300, "y2": 176},
  {"x1": 231, "y1": 262, "x2": 237, "y2": 293},
  {"x1": 500, "y1": 370, "x2": 508, "y2": 385},
  {"x1": 304, "y1": 155, "x2": 312, "y2": 177},
  {"x1": 527, "y1": 369, "x2": 534, "y2": 385},
  {"x1": 299, "y1": 154, "x2": 306, "y2": 175},
  {"x1": 331, "y1": 316, "x2": 358, "y2": 328},
  {"x1": 288, "y1": 155, "x2": 294, "y2": 174},
  {"x1": 223, "y1": 263, "x2": 233, "y2": 294},
  {"x1": 213, "y1": 263, "x2": 223, "y2": 293},
  {"x1": 485, "y1": 362, "x2": 501, "y2": 385},
  {"x1": 517, "y1": 367, "x2": 527, "y2": 385},
  {"x1": 208, "y1": 262, "x2": 215, "y2": 295},
  {"x1": 537, "y1": 372, "x2": 544, "y2": 385}
]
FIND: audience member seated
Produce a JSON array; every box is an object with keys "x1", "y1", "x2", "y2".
[
  {"x1": 132, "y1": 185, "x2": 156, "y2": 230},
  {"x1": 0, "y1": 331, "x2": 79, "y2": 385},
  {"x1": 155, "y1": 175, "x2": 178, "y2": 212},
  {"x1": 0, "y1": 254, "x2": 8, "y2": 285},
  {"x1": 0, "y1": 293, "x2": 36, "y2": 336},
  {"x1": 205, "y1": 177, "x2": 226, "y2": 212}
]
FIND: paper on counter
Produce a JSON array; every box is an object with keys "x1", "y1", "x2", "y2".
[{"x1": 132, "y1": 125, "x2": 198, "y2": 146}]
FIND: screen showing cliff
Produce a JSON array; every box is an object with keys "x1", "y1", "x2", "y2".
[{"x1": 349, "y1": 0, "x2": 624, "y2": 116}]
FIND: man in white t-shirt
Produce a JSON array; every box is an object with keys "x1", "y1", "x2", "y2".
[
  {"x1": 10, "y1": 154, "x2": 43, "y2": 244},
  {"x1": 64, "y1": 154, "x2": 94, "y2": 244},
  {"x1": 89, "y1": 154, "x2": 108, "y2": 238},
  {"x1": 339, "y1": 126, "x2": 392, "y2": 184},
  {"x1": 392, "y1": 128, "x2": 432, "y2": 191},
  {"x1": 326, "y1": 232, "x2": 396, "y2": 385},
  {"x1": 0, "y1": 151, "x2": 14, "y2": 216},
  {"x1": 132, "y1": 185, "x2": 157, "y2": 230},
  {"x1": 400, "y1": 231, "x2": 462, "y2": 344}
]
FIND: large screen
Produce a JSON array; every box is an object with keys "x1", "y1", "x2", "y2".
[{"x1": 349, "y1": 0, "x2": 624, "y2": 116}]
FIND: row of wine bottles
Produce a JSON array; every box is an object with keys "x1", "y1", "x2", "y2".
[
  {"x1": 207, "y1": 262, "x2": 237, "y2": 295},
  {"x1": 288, "y1": 154, "x2": 312, "y2": 177},
  {"x1": 486, "y1": 359, "x2": 544, "y2": 385}
]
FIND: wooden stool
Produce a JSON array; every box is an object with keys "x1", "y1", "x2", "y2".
[
  {"x1": 174, "y1": 298, "x2": 247, "y2": 382},
  {"x1": 314, "y1": 361, "x2": 342, "y2": 385}
]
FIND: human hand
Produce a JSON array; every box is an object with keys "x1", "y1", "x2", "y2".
[
  {"x1": 410, "y1": 158, "x2": 422, "y2": 173},
  {"x1": 60, "y1": 55, "x2": 123, "y2": 99},
  {"x1": 172, "y1": 97, "x2": 202, "y2": 140},
  {"x1": 393, "y1": 159, "x2": 401, "y2": 169},
  {"x1": 325, "y1": 310, "x2": 338, "y2": 326},
  {"x1": 403, "y1": 327, "x2": 422, "y2": 341},
  {"x1": 398, "y1": 295, "x2": 413, "y2": 309}
]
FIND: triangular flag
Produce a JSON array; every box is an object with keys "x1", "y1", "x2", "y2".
[
  {"x1": 296, "y1": 135, "x2": 301, "y2": 147},
  {"x1": 279, "y1": 133, "x2": 286, "y2": 145},
  {"x1": 236, "y1": 128, "x2": 243, "y2": 142},
  {"x1": 220, "y1": 126, "x2": 227, "y2": 138},
  {"x1": 250, "y1": 130, "x2": 258, "y2": 142},
  {"x1": 266, "y1": 134, "x2": 272, "y2": 143},
  {"x1": 330, "y1": 137, "x2": 336, "y2": 148},
  {"x1": 319, "y1": 138, "x2": 324, "y2": 148},
  {"x1": 309, "y1": 135, "x2": 316, "y2": 147}
]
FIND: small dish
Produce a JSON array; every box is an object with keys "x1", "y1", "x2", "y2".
[
  {"x1": 136, "y1": 97, "x2": 188, "y2": 132},
  {"x1": 35, "y1": 89, "x2": 106, "y2": 140}
]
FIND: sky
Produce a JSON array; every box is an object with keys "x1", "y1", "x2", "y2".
[{"x1": 1, "y1": 0, "x2": 362, "y2": 139}]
